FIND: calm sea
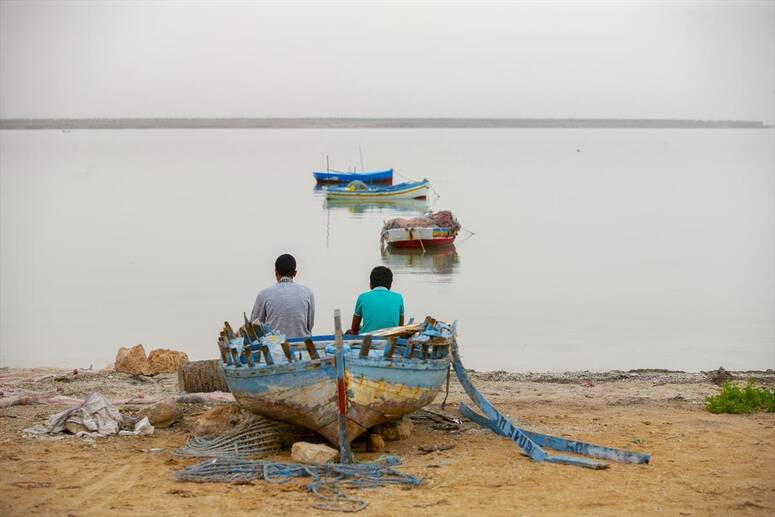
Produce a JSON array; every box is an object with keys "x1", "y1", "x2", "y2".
[{"x1": 1, "y1": 128, "x2": 773, "y2": 371}]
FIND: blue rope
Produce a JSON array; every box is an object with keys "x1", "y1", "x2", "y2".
[{"x1": 176, "y1": 455, "x2": 420, "y2": 512}]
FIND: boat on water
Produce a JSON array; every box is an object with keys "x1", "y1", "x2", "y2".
[
  {"x1": 313, "y1": 168, "x2": 393, "y2": 185},
  {"x1": 325, "y1": 179, "x2": 430, "y2": 201},
  {"x1": 218, "y1": 315, "x2": 454, "y2": 445},
  {"x1": 381, "y1": 210, "x2": 461, "y2": 249}
]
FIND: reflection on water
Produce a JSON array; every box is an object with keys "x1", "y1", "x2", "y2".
[
  {"x1": 322, "y1": 197, "x2": 429, "y2": 215},
  {"x1": 381, "y1": 245, "x2": 459, "y2": 279}
]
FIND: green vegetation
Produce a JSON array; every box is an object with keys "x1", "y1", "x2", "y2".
[{"x1": 705, "y1": 380, "x2": 775, "y2": 414}]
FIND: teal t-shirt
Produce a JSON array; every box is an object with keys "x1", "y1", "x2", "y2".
[{"x1": 354, "y1": 287, "x2": 404, "y2": 333}]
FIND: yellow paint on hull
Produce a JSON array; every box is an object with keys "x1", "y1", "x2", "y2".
[{"x1": 231, "y1": 372, "x2": 442, "y2": 444}]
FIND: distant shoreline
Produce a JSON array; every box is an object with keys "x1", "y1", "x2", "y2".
[{"x1": 0, "y1": 117, "x2": 771, "y2": 130}]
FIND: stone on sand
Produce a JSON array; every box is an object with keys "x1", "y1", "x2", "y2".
[
  {"x1": 193, "y1": 404, "x2": 245, "y2": 436},
  {"x1": 291, "y1": 442, "x2": 339, "y2": 464},
  {"x1": 367, "y1": 433, "x2": 385, "y2": 452},
  {"x1": 141, "y1": 399, "x2": 182, "y2": 428},
  {"x1": 115, "y1": 345, "x2": 152, "y2": 376},
  {"x1": 147, "y1": 349, "x2": 189, "y2": 374},
  {"x1": 373, "y1": 415, "x2": 413, "y2": 441}
]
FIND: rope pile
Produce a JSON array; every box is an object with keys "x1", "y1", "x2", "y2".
[
  {"x1": 176, "y1": 455, "x2": 421, "y2": 512},
  {"x1": 382, "y1": 210, "x2": 461, "y2": 232},
  {"x1": 174, "y1": 417, "x2": 283, "y2": 459}
]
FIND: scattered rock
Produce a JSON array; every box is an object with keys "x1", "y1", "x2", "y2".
[
  {"x1": 148, "y1": 349, "x2": 189, "y2": 375},
  {"x1": 373, "y1": 415, "x2": 413, "y2": 441},
  {"x1": 193, "y1": 404, "x2": 245, "y2": 436},
  {"x1": 64, "y1": 421, "x2": 89, "y2": 434},
  {"x1": 141, "y1": 399, "x2": 181, "y2": 428},
  {"x1": 418, "y1": 443, "x2": 455, "y2": 454},
  {"x1": 176, "y1": 394, "x2": 206, "y2": 405},
  {"x1": 706, "y1": 367, "x2": 734, "y2": 385},
  {"x1": 115, "y1": 345, "x2": 152, "y2": 376},
  {"x1": 367, "y1": 433, "x2": 385, "y2": 452},
  {"x1": 291, "y1": 441, "x2": 339, "y2": 464}
]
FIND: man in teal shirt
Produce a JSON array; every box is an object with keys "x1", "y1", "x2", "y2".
[{"x1": 349, "y1": 266, "x2": 404, "y2": 334}]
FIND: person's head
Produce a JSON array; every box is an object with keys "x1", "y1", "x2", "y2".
[
  {"x1": 275, "y1": 254, "x2": 297, "y2": 280},
  {"x1": 370, "y1": 266, "x2": 393, "y2": 290}
]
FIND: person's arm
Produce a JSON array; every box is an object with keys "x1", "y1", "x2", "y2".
[
  {"x1": 398, "y1": 314, "x2": 404, "y2": 326},
  {"x1": 349, "y1": 294, "x2": 363, "y2": 334},
  {"x1": 307, "y1": 291, "x2": 315, "y2": 333},
  {"x1": 250, "y1": 292, "x2": 263, "y2": 322},
  {"x1": 349, "y1": 315, "x2": 362, "y2": 335},
  {"x1": 398, "y1": 296, "x2": 405, "y2": 326}
]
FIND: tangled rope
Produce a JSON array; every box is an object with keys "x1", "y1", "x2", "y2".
[
  {"x1": 173, "y1": 417, "x2": 283, "y2": 459},
  {"x1": 175, "y1": 455, "x2": 421, "y2": 512}
]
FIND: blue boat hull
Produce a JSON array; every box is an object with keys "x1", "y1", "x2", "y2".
[
  {"x1": 221, "y1": 335, "x2": 450, "y2": 444},
  {"x1": 313, "y1": 168, "x2": 393, "y2": 184},
  {"x1": 325, "y1": 180, "x2": 430, "y2": 200}
]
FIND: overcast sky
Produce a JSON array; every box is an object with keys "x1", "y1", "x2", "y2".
[{"x1": 1, "y1": 0, "x2": 773, "y2": 122}]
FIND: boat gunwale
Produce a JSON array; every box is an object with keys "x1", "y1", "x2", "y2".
[
  {"x1": 325, "y1": 180, "x2": 429, "y2": 197},
  {"x1": 222, "y1": 353, "x2": 450, "y2": 378}
]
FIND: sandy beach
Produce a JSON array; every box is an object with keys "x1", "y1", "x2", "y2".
[{"x1": 1, "y1": 367, "x2": 773, "y2": 516}]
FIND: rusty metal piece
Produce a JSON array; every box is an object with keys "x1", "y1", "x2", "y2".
[
  {"x1": 359, "y1": 335, "x2": 373, "y2": 358},
  {"x1": 224, "y1": 321, "x2": 236, "y2": 340},
  {"x1": 261, "y1": 345, "x2": 274, "y2": 366},
  {"x1": 406, "y1": 341, "x2": 416, "y2": 359},
  {"x1": 304, "y1": 338, "x2": 319, "y2": 359},
  {"x1": 421, "y1": 344, "x2": 429, "y2": 360},
  {"x1": 280, "y1": 341, "x2": 294, "y2": 362},
  {"x1": 384, "y1": 337, "x2": 397, "y2": 358}
]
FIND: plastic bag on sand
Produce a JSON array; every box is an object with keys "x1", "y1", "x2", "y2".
[
  {"x1": 46, "y1": 392, "x2": 124, "y2": 435},
  {"x1": 23, "y1": 392, "x2": 153, "y2": 437},
  {"x1": 119, "y1": 417, "x2": 154, "y2": 436}
]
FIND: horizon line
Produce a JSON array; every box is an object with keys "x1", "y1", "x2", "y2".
[{"x1": 1, "y1": 116, "x2": 770, "y2": 129}]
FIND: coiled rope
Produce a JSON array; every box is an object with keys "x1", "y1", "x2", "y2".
[{"x1": 175, "y1": 455, "x2": 421, "y2": 512}]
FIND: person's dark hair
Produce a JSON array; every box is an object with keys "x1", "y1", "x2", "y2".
[
  {"x1": 275, "y1": 254, "x2": 297, "y2": 277},
  {"x1": 370, "y1": 266, "x2": 393, "y2": 289}
]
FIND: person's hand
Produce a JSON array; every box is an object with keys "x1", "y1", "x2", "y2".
[{"x1": 345, "y1": 329, "x2": 357, "y2": 336}]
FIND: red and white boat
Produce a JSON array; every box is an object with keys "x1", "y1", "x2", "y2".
[{"x1": 381, "y1": 211, "x2": 460, "y2": 249}]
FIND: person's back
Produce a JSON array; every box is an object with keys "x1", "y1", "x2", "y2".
[
  {"x1": 251, "y1": 254, "x2": 315, "y2": 338},
  {"x1": 349, "y1": 266, "x2": 404, "y2": 334}
]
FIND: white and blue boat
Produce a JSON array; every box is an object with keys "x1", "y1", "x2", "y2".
[
  {"x1": 313, "y1": 168, "x2": 393, "y2": 185},
  {"x1": 325, "y1": 179, "x2": 430, "y2": 201},
  {"x1": 217, "y1": 317, "x2": 453, "y2": 445}
]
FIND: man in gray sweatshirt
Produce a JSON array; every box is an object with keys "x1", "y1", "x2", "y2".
[{"x1": 250, "y1": 254, "x2": 315, "y2": 338}]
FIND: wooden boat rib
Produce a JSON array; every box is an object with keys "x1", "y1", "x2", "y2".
[
  {"x1": 325, "y1": 179, "x2": 430, "y2": 201},
  {"x1": 313, "y1": 168, "x2": 393, "y2": 185},
  {"x1": 218, "y1": 317, "x2": 453, "y2": 445}
]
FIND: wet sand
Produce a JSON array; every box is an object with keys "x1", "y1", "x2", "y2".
[{"x1": 1, "y1": 367, "x2": 774, "y2": 516}]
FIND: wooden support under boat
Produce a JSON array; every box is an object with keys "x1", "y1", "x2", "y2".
[{"x1": 333, "y1": 309, "x2": 353, "y2": 463}]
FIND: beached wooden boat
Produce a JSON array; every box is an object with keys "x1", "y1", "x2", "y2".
[
  {"x1": 218, "y1": 316, "x2": 453, "y2": 445},
  {"x1": 313, "y1": 168, "x2": 393, "y2": 185},
  {"x1": 325, "y1": 180, "x2": 430, "y2": 201}
]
